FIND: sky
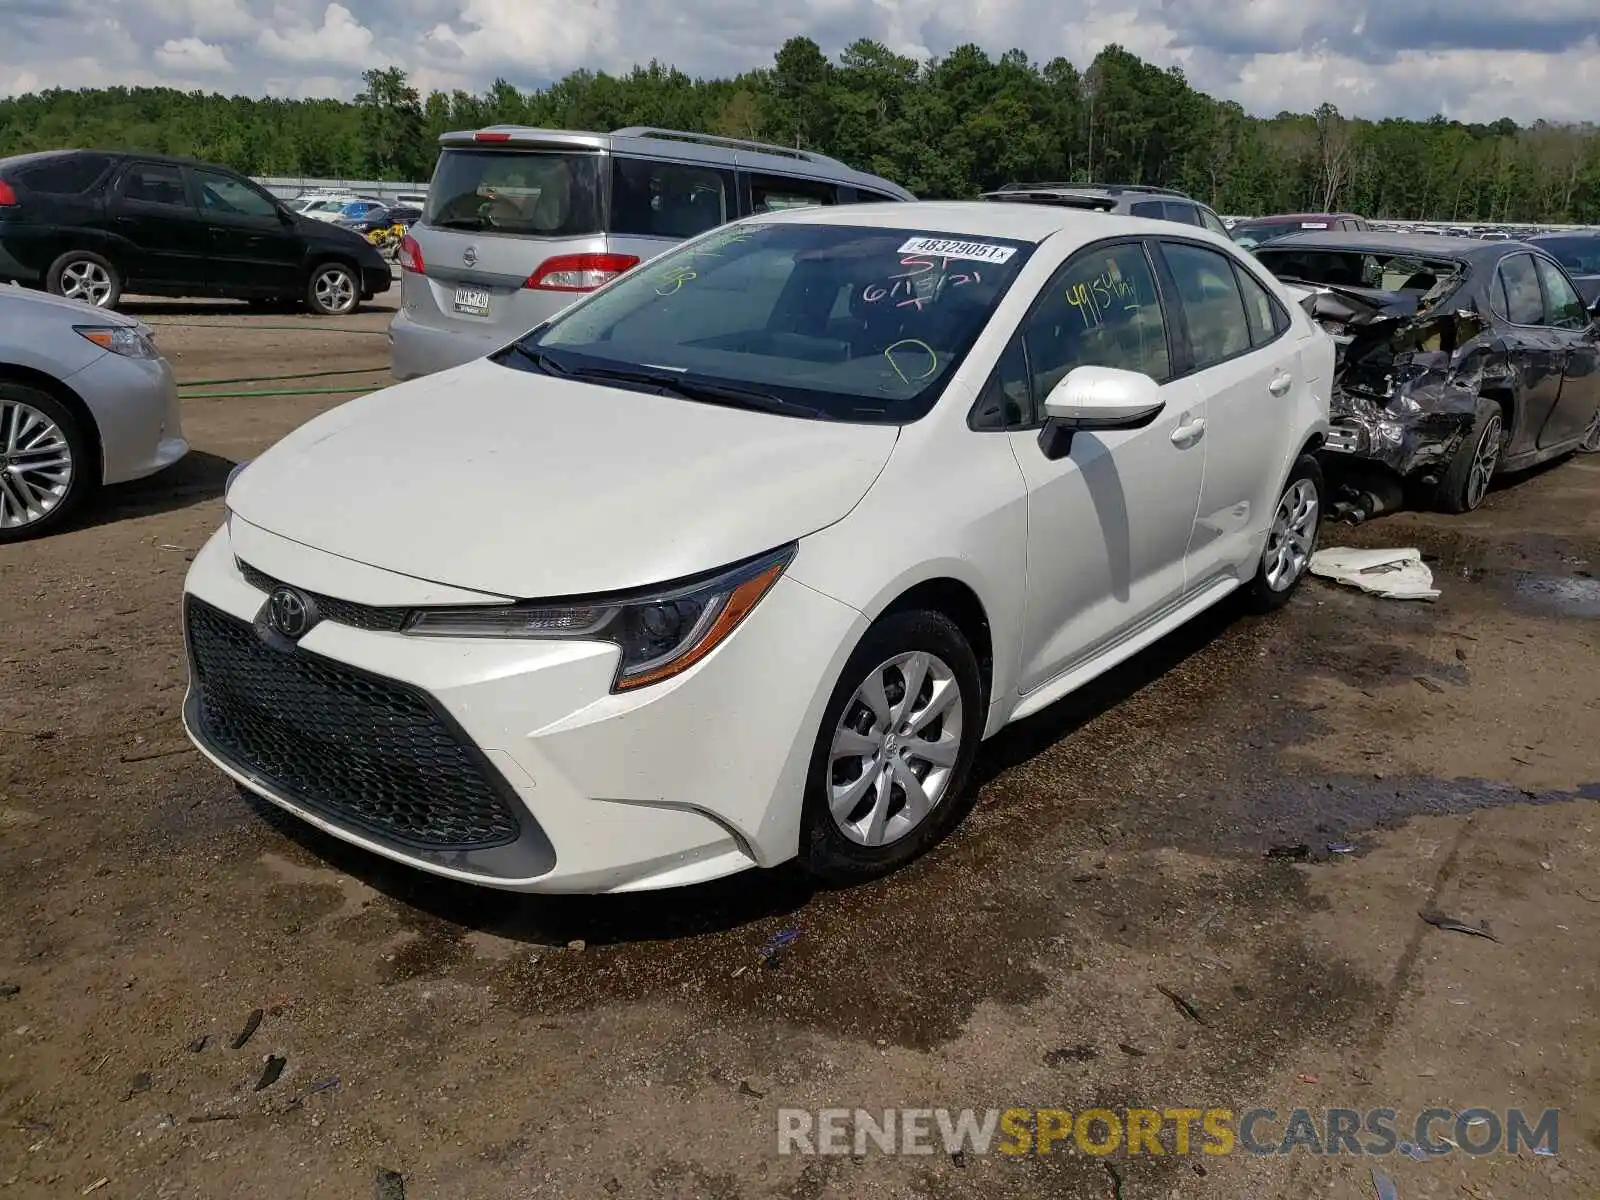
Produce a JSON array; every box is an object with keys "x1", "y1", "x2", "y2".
[{"x1": 1, "y1": 0, "x2": 1596, "y2": 124}]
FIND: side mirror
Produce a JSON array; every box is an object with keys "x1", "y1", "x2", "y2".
[{"x1": 1038, "y1": 366, "x2": 1165, "y2": 460}]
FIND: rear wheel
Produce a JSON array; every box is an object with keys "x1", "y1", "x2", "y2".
[
  {"x1": 799, "y1": 610, "x2": 983, "y2": 885},
  {"x1": 46, "y1": 251, "x2": 121, "y2": 309},
  {"x1": 1244, "y1": 454, "x2": 1323, "y2": 612},
  {"x1": 1436, "y1": 398, "x2": 1503, "y2": 513},
  {"x1": 306, "y1": 262, "x2": 359, "y2": 316},
  {"x1": 0, "y1": 383, "x2": 92, "y2": 542}
]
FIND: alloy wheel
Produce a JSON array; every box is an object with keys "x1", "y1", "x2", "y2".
[
  {"x1": 1581, "y1": 407, "x2": 1600, "y2": 454},
  {"x1": 828, "y1": 651, "x2": 964, "y2": 847},
  {"x1": 59, "y1": 259, "x2": 113, "y2": 307},
  {"x1": 1466, "y1": 413, "x2": 1502, "y2": 509},
  {"x1": 0, "y1": 398, "x2": 74, "y2": 529},
  {"x1": 1263, "y1": 477, "x2": 1319, "y2": 592},
  {"x1": 313, "y1": 267, "x2": 357, "y2": 314}
]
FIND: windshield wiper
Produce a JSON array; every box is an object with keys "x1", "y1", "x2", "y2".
[
  {"x1": 564, "y1": 365, "x2": 824, "y2": 419},
  {"x1": 493, "y1": 342, "x2": 574, "y2": 377}
]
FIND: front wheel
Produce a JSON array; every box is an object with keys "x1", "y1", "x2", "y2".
[
  {"x1": 799, "y1": 610, "x2": 983, "y2": 885},
  {"x1": 1244, "y1": 454, "x2": 1323, "y2": 613},
  {"x1": 0, "y1": 383, "x2": 92, "y2": 542},
  {"x1": 1578, "y1": 405, "x2": 1600, "y2": 455},
  {"x1": 306, "y1": 262, "x2": 360, "y2": 316}
]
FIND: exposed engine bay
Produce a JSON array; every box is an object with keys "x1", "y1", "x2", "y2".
[{"x1": 1266, "y1": 249, "x2": 1513, "y2": 521}]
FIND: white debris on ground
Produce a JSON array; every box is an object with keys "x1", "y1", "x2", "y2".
[{"x1": 1309, "y1": 547, "x2": 1441, "y2": 601}]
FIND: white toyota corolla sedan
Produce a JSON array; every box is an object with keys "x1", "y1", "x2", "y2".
[{"x1": 182, "y1": 202, "x2": 1332, "y2": 893}]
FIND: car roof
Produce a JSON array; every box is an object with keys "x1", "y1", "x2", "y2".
[
  {"x1": 437, "y1": 125, "x2": 915, "y2": 198},
  {"x1": 752, "y1": 199, "x2": 1215, "y2": 245},
  {"x1": 1254, "y1": 230, "x2": 1516, "y2": 261}
]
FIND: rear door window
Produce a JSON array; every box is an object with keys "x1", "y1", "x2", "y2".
[
  {"x1": 1162, "y1": 202, "x2": 1203, "y2": 227},
  {"x1": 1130, "y1": 201, "x2": 1164, "y2": 219},
  {"x1": 1160, "y1": 241, "x2": 1253, "y2": 369},
  {"x1": 610, "y1": 158, "x2": 734, "y2": 239},
  {"x1": 1498, "y1": 254, "x2": 1546, "y2": 326},
  {"x1": 1198, "y1": 207, "x2": 1230, "y2": 237},
  {"x1": 749, "y1": 174, "x2": 839, "y2": 212},
  {"x1": 1235, "y1": 264, "x2": 1289, "y2": 347},
  {"x1": 426, "y1": 149, "x2": 604, "y2": 236},
  {"x1": 118, "y1": 163, "x2": 191, "y2": 209},
  {"x1": 16, "y1": 154, "x2": 112, "y2": 195}
]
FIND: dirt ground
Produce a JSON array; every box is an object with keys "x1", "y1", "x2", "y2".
[{"x1": 1, "y1": 295, "x2": 1597, "y2": 1199}]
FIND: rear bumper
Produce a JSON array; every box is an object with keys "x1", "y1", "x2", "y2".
[
  {"x1": 0, "y1": 240, "x2": 42, "y2": 285},
  {"x1": 389, "y1": 307, "x2": 507, "y2": 380},
  {"x1": 360, "y1": 263, "x2": 392, "y2": 297}
]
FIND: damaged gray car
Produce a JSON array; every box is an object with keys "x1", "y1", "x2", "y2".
[{"x1": 1254, "y1": 233, "x2": 1600, "y2": 516}]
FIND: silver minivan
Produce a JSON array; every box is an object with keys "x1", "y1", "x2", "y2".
[{"x1": 389, "y1": 125, "x2": 916, "y2": 379}]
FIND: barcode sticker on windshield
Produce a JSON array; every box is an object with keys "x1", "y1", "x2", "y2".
[{"x1": 898, "y1": 237, "x2": 1017, "y2": 265}]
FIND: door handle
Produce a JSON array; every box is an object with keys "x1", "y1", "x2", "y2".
[
  {"x1": 1170, "y1": 416, "x2": 1206, "y2": 446},
  {"x1": 1268, "y1": 371, "x2": 1293, "y2": 397}
]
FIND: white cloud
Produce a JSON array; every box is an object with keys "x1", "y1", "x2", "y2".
[
  {"x1": 155, "y1": 36, "x2": 233, "y2": 73},
  {"x1": 0, "y1": 0, "x2": 1594, "y2": 124},
  {"x1": 258, "y1": 2, "x2": 379, "y2": 67}
]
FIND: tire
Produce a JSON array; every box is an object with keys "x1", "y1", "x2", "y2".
[
  {"x1": 1578, "y1": 405, "x2": 1600, "y2": 455},
  {"x1": 45, "y1": 250, "x2": 121, "y2": 309},
  {"x1": 799, "y1": 609, "x2": 984, "y2": 885},
  {"x1": 0, "y1": 382, "x2": 93, "y2": 542},
  {"x1": 1243, "y1": 454, "x2": 1324, "y2": 613},
  {"x1": 1436, "y1": 397, "x2": 1503, "y2": 513},
  {"x1": 305, "y1": 261, "x2": 360, "y2": 316}
]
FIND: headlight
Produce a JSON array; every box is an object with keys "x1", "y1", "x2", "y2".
[
  {"x1": 74, "y1": 325, "x2": 158, "y2": 359},
  {"x1": 403, "y1": 544, "x2": 795, "y2": 692}
]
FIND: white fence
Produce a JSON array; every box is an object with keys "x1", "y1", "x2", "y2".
[{"x1": 255, "y1": 176, "x2": 431, "y2": 203}]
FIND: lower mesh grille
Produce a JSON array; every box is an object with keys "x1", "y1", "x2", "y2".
[{"x1": 185, "y1": 597, "x2": 522, "y2": 850}]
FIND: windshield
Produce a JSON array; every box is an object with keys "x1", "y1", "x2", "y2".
[
  {"x1": 500, "y1": 222, "x2": 1034, "y2": 423},
  {"x1": 426, "y1": 148, "x2": 603, "y2": 236},
  {"x1": 1533, "y1": 237, "x2": 1600, "y2": 275}
]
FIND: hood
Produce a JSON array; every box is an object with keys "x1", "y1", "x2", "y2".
[
  {"x1": 226, "y1": 357, "x2": 900, "y2": 599},
  {"x1": 1, "y1": 283, "x2": 142, "y2": 328}
]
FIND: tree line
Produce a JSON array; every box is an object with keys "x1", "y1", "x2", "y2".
[{"x1": 2, "y1": 38, "x2": 1597, "y2": 223}]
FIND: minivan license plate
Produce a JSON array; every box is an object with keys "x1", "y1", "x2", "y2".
[{"x1": 453, "y1": 286, "x2": 491, "y2": 316}]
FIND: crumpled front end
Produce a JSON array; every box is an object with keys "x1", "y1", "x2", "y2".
[{"x1": 1304, "y1": 285, "x2": 1510, "y2": 511}]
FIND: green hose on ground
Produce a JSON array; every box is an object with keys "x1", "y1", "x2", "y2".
[
  {"x1": 182, "y1": 386, "x2": 379, "y2": 399},
  {"x1": 178, "y1": 365, "x2": 391, "y2": 388}
]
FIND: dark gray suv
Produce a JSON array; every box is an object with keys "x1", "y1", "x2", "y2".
[{"x1": 982, "y1": 184, "x2": 1231, "y2": 238}]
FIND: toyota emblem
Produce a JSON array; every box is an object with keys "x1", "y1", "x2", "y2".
[
  {"x1": 267, "y1": 587, "x2": 314, "y2": 639},
  {"x1": 462, "y1": 245, "x2": 478, "y2": 268}
]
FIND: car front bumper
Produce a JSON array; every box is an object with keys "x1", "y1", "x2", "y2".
[
  {"x1": 179, "y1": 519, "x2": 866, "y2": 893},
  {"x1": 67, "y1": 350, "x2": 189, "y2": 486}
]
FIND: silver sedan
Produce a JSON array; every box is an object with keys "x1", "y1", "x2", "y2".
[{"x1": 0, "y1": 285, "x2": 187, "y2": 540}]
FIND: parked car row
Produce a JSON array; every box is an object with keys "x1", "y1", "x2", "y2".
[{"x1": 0, "y1": 150, "x2": 392, "y2": 315}]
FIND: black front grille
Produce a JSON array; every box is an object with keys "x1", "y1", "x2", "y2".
[
  {"x1": 236, "y1": 560, "x2": 410, "y2": 633},
  {"x1": 186, "y1": 597, "x2": 522, "y2": 850}
]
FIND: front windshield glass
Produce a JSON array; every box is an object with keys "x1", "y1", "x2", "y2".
[{"x1": 502, "y1": 222, "x2": 1034, "y2": 423}]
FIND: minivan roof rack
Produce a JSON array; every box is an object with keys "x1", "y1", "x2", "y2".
[
  {"x1": 992, "y1": 182, "x2": 1189, "y2": 199},
  {"x1": 610, "y1": 127, "x2": 851, "y2": 170}
]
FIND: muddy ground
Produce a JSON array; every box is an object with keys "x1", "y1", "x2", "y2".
[{"x1": 1, "y1": 296, "x2": 1597, "y2": 1199}]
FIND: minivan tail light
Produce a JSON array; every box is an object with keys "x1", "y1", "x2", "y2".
[
  {"x1": 474, "y1": 131, "x2": 512, "y2": 143},
  {"x1": 0, "y1": 180, "x2": 16, "y2": 207},
  {"x1": 397, "y1": 234, "x2": 424, "y2": 274},
  {"x1": 525, "y1": 253, "x2": 640, "y2": 292}
]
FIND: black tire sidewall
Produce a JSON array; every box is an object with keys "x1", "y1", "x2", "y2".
[
  {"x1": 305, "y1": 262, "x2": 358, "y2": 316},
  {"x1": 799, "y1": 609, "x2": 984, "y2": 885},
  {"x1": 0, "y1": 383, "x2": 92, "y2": 542},
  {"x1": 46, "y1": 251, "x2": 122, "y2": 310},
  {"x1": 1245, "y1": 453, "x2": 1325, "y2": 613},
  {"x1": 1437, "y1": 398, "x2": 1502, "y2": 513}
]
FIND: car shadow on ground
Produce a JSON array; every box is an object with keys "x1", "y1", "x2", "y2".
[
  {"x1": 117, "y1": 296, "x2": 399, "y2": 319},
  {"x1": 238, "y1": 592, "x2": 1247, "y2": 949},
  {"x1": 79, "y1": 449, "x2": 235, "y2": 530}
]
